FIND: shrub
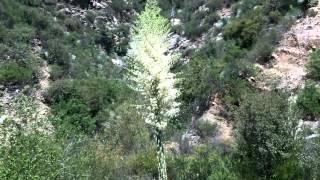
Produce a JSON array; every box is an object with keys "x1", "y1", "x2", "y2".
[
  {"x1": 207, "y1": 0, "x2": 224, "y2": 11},
  {"x1": 195, "y1": 120, "x2": 217, "y2": 138},
  {"x1": 269, "y1": 10, "x2": 282, "y2": 24},
  {"x1": 64, "y1": 18, "x2": 81, "y2": 32},
  {"x1": 168, "y1": 146, "x2": 236, "y2": 180},
  {"x1": 184, "y1": 12, "x2": 209, "y2": 39},
  {"x1": 85, "y1": 11, "x2": 96, "y2": 24},
  {"x1": 6, "y1": 24, "x2": 35, "y2": 44},
  {"x1": 297, "y1": 81, "x2": 320, "y2": 118},
  {"x1": 307, "y1": 49, "x2": 320, "y2": 80},
  {"x1": 246, "y1": 29, "x2": 280, "y2": 63},
  {"x1": 47, "y1": 39, "x2": 70, "y2": 69},
  {"x1": 223, "y1": 8, "x2": 266, "y2": 48},
  {"x1": 235, "y1": 92, "x2": 300, "y2": 179},
  {"x1": 52, "y1": 98, "x2": 96, "y2": 135},
  {"x1": 17, "y1": 0, "x2": 42, "y2": 7},
  {"x1": 49, "y1": 64, "x2": 64, "y2": 80},
  {"x1": 33, "y1": 14, "x2": 50, "y2": 30},
  {"x1": 204, "y1": 12, "x2": 220, "y2": 26},
  {"x1": 127, "y1": 149, "x2": 158, "y2": 178},
  {"x1": 0, "y1": 132, "x2": 62, "y2": 179},
  {"x1": 179, "y1": 54, "x2": 221, "y2": 116},
  {"x1": 71, "y1": 0, "x2": 90, "y2": 9},
  {"x1": 111, "y1": 0, "x2": 131, "y2": 12},
  {"x1": 59, "y1": 139, "x2": 129, "y2": 179},
  {"x1": 95, "y1": 30, "x2": 114, "y2": 53},
  {"x1": 0, "y1": 62, "x2": 33, "y2": 85},
  {"x1": 45, "y1": 79, "x2": 132, "y2": 133}
]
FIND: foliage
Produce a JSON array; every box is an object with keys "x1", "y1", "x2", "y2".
[
  {"x1": 179, "y1": 54, "x2": 221, "y2": 116},
  {"x1": 64, "y1": 18, "x2": 82, "y2": 32},
  {"x1": 207, "y1": 0, "x2": 224, "y2": 11},
  {"x1": 111, "y1": 0, "x2": 131, "y2": 12},
  {"x1": 306, "y1": 49, "x2": 320, "y2": 80},
  {"x1": 0, "y1": 132, "x2": 62, "y2": 179},
  {"x1": 235, "y1": 92, "x2": 300, "y2": 179},
  {"x1": 297, "y1": 81, "x2": 320, "y2": 118},
  {"x1": 94, "y1": 30, "x2": 114, "y2": 53},
  {"x1": 47, "y1": 39, "x2": 70, "y2": 70},
  {"x1": 46, "y1": 79, "x2": 132, "y2": 135},
  {"x1": 223, "y1": 8, "x2": 266, "y2": 48},
  {"x1": 127, "y1": 149, "x2": 158, "y2": 178},
  {"x1": 17, "y1": 0, "x2": 42, "y2": 7},
  {"x1": 52, "y1": 98, "x2": 96, "y2": 135},
  {"x1": 49, "y1": 64, "x2": 64, "y2": 80},
  {"x1": 184, "y1": 12, "x2": 210, "y2": 39},
  {"x1": 168, "y1": 146, "x2": 236, "y2": 180},
  {"x1": 195, "y1": 120, "x2": 217, "y2": 138},
  {"x1": 58, "y1": 138, "x2": 130, "y2": 179},
  {"x1": 0, "y1": 61, "x2": 33, "y2": 85}
]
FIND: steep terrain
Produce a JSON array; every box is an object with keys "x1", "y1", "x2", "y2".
[{"x1": 258, "y1": 1, "x2": 320, "y2": 90}]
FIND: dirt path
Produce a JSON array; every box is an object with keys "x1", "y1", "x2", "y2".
[{"x1": 34, "y1": 60, "x2": 51, "y2": 119}]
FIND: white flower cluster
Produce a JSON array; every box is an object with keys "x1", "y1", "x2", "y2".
[{"x1": 127, "y1": 0, "x2": 180, "y2": 130}]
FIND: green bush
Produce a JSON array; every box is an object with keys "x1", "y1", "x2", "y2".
[
  {"x1": 207, "y1": 0, "x2": 224, "y2": 11},
  {"x1": 111, "y1": 0, "x2": 131, "y2": 12},
  {"x1": 179, "y1": 54, "x2": 220, "y2": 116},
  {"x1": 246, "y1": 29, "x2": 280, "y2": 63},
  {"x1": 297, "y1": 81, "x2": 320, "y2": 118},
  {"x1": 97, "y1": 102, "x2": 150, "y2": 152},
  {"x1": 184, "y1": 12, "x2": 209, "y2": 39},
  {"x1": 6, "y1": 24, "x2": 35, "y2": 44},
  {"x1": 45, "y1": 79, "x2": 132, "y2": 133},
  {"x1": 235, "y1": 92, "x2": 300, "y2": 179},
  {"x1": 0, "y1": 132, "x2": 62, "y2": 179},
  {"x1": 195, "y1": 121, "x2": 217, "y2": 138},
  {"x1": 49, "y1": 64, "x2": 64, "y2": 80},
  {"x1": 85, "y1": 11, "x2": 96, "y2": 24},
  {"x1": 47, "y1": 39, "x2": 70, "y2": 69},
  {"x1": 33, "y1": 14, "x2": 50, "y2": 30},
  {"x1": 223, "y1": 8, "x2": 266, "y2": 48},
  {"x1": 71, "y1": 0, "x2": 90, "y2": 9},
  {"x1": 168, "y1": 146, "x2": 236, "y2": 180},
  {"x1": 127, "y1": 149, "x2": 158, "y2": 178},
  {"x1": 59, "y1": 139, "x2": 129, "y2": 179},
  {"x1": 17, "y1": 0, "x2": 42, "y2": 7},
  {"x1": 95, "y1": 30, "x2": 114, "y2": 53},
  {"x1": 0, "y1": 62, "x2": 33, "y2": 85},
  {"x1": 307, "y1": 49, "x2": 320, "y2": 80},
  {"x1": 52, "y1": 98, "x2": 96, "y2": 135},
  {"x1": 269, "y1": 10, "x2": 282, "y2": 24},
  {"x1": 204, "y1": 12, "x2": 220, "y2": 26},
  {"x1": 64, "y1": 18, "x2": 81, "y2": 32}
]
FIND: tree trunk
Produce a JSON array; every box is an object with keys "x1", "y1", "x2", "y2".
[{"x1": 155, "y1": 128, "x2": 167, "y2": 180}]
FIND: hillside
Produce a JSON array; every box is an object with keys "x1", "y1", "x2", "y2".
[{"x1": 0, "y1": 0, "x2": 320, "y2": 179}]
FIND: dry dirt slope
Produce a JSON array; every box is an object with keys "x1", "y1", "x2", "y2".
[{"x1": 258, "y1": 1, "x2": 320, "y2": 90}]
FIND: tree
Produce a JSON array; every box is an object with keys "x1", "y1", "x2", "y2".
[{"x1": 126, "y1": 0, "x2": 180, "y2": 179}]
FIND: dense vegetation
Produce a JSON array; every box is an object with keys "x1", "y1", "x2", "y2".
[{"x1": 0, "y1": 0, "x2": 320, "y2": 179}]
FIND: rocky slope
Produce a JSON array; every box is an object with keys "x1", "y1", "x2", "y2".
[{"x1": 258, "y1": 1, "x2": 320, "y2": 90}]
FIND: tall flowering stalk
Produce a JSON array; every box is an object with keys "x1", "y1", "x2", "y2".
[{"x1": 127, "y1": 0, "x2": 180, "y2": 179}]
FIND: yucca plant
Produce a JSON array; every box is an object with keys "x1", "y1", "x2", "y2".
[{"x1": 126, "y1": 0, "x2": 180, "y2": 179}]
